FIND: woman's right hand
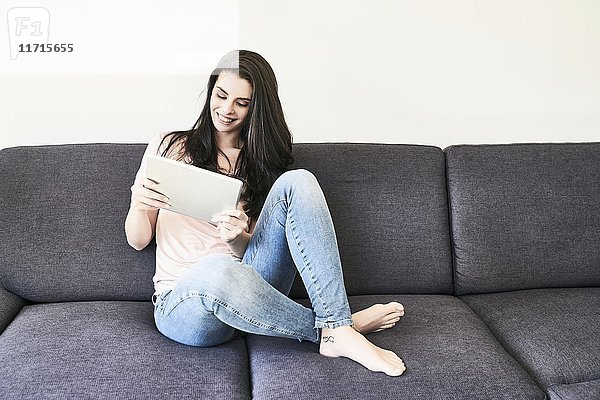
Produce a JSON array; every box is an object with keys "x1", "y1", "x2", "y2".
[{"x1": 130, "y1": 177, "x2": 171, "y2": 211}]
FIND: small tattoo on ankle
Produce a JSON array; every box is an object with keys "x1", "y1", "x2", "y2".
[{"x1": 322, "y1": 336, "x2": 335, "y2": 343}]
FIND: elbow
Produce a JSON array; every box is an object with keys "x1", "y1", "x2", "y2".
[
  {"x1": 129, "y1": 242, "x2": 146, "y2": 251},
  {"x1": 124, "y1": 212, "x2": 155, "y2": 251},
  {"x1": 127, "y1": 236, "x2": 152, "y2": 251},
  {"x1": 125, "y1": 230, "x2": 152, "y2": 251}
]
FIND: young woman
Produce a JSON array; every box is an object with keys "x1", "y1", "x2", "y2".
[{"x1": 125, "y1": 50, "x2": 406, "y2": 376}]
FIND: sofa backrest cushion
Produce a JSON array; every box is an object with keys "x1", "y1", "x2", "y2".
[
  {"x1": 288, "y1": 143, "x2": 453, "y2": 298},
  {"x1": 446, "y1": 143, "x2": 600, "y2": 295},
  {"x1": 0, "y1": 142, "x2": 454, "y2": 303},
  {"x1": 0, "y1": 144, "x2": 155, "y2": 302}
]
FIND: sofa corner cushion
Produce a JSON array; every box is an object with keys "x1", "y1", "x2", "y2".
[
  {"x1": 0, "y1": 144, "x2": 156, "y2": 302},
  {"x1": 0, "y1": 301, "x2": 251, "y2": 400},
  {"x1": 0, "y1": 286, "x2": 26, "y2": 334},
  {"x1": 446, "y1": 143, "x2": 600, "y2": 294},
  {"x1": 461, "y1": 288, "x2": 600, "y2": 390},
  {"x1": 289, "y1": 143, "x2": 454, "y2": 297},
  {"x1": 247, "y1": 294, "x2": 545, "y2": 400}
]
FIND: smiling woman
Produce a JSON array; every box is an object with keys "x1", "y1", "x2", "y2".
[
  {"x1": 212, "y1": 77, "x2": 252, "y2": 135},
  {"x1": 124, "y1": 49, "x2": 407, "y2": 377}
]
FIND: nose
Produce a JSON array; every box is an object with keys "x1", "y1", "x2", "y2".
[{"x1": 220, "y1": 100, "x2": 235, "y2": 115}]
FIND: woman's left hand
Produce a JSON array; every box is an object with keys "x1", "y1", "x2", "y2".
[{"x1": 211, "y1": 209, "x2": 249, "y2": 243}]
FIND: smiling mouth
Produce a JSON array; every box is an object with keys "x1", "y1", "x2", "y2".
[{"x1": 217, "y1": 112, "x2": 237, "y2": 124}]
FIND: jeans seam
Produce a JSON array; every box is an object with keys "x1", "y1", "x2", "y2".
[
  {"x1": 314, "y1": 318, "x2": 354, "y2": 329},
  {"x1": 163, "y1": 292, "x2": 315, "y2": 342},
  {"x1": 245, "y1": 198, "x2": 287, "y2": 265},
  {"x1": 288, "y1": 202, "x2": 333, "y2": 322}
]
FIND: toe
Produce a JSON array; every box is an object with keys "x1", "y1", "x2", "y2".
[
  {"x1": 385, "y1": 315, "x2": 401, "y2": 324},
  {"x1": 386, "y1": 359, "x2": 406, "y2": 376}
]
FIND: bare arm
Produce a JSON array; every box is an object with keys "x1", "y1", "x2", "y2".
[
  {"x1": 125, "y1": 133, "x2": 172, "y2": 251},
  {"x1": 125, "y1": 177, "x2": 170, "y2": 251},
  {"x1": 125, "y1": 207, "x2": 157, "y2": 251}
]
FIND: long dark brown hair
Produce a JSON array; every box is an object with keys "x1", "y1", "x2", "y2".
[{"x1": 158, "y1": 50, "x2": 294, "y2": 221}]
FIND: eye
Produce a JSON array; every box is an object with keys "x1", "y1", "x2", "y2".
[
  {"x1": 236, "y1": 102, "x2": 249, "y2": 107},
  {"x1": 216, "y1": 94, "x2": 226, "y2": 100}
]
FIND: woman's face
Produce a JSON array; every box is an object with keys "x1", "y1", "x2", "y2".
[{"x1": 210, "y1": 71, "x2": 253, "y2": 139}]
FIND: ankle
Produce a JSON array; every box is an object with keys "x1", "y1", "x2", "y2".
[{"x1": 321, "y1": 325, "x2": 357, "y2": 341}]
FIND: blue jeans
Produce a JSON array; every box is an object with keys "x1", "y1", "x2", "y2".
[{"x1": 152, "y1": 169, "x2": 354, "y2": 347}]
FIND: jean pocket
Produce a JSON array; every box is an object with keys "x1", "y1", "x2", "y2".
[{"x1": 154, "y1": 290, "x2": 172, "y2": 315}]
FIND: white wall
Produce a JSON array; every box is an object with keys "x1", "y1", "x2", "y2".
[{"x1": 1, "y1": 0, "x2": 599, "y2": 150}]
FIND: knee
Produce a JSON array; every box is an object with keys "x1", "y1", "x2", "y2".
[{"x1": 275, "y1": 169, "x2": 320, "y2": 193}]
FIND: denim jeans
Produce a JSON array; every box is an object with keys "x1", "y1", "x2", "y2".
[{"x1": 152, "y1": 169, "x2": 354, "y2": 347}]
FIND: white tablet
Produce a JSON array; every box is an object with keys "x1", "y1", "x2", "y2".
[{"x1": 145, "y1": 155, "x2": 243, "y2": 222}]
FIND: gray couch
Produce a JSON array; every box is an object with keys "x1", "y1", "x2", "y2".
[{"x1": 1, "y1": 141, "x2": 599, "y2": 400}]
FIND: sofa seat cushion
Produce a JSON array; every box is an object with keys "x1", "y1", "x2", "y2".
[
  {"x1": 0, "y1": 301, "x2": 250, "y2": 399},
  {"x1": 461, "y1": 288, "x2": 600, "y2": 396},
  {"x1": 246, "y1": 295, "x2": 545, "y2": 400}
]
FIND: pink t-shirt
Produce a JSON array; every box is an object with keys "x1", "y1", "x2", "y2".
[{"x1": 134, "y1": 133, "x2": 244, "y2": 296}]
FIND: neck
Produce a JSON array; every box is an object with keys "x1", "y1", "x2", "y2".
[{"x1": 215, "y1": 131, "x2": 242, "y2": 150}]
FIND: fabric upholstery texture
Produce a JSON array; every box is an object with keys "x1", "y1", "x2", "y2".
[
  {"x1": 0, "y1": 144, "x2": 156, "y2": 303},
  {"x1": 0, "y1": 301, "x2": 250, "y2": 399},
  {"x1": 0, "y1": 143, "x2": 453, "y2": 303},
  {"x1": 0, "y1": 286, "x2": 26, "y2": 334},
  {"x1": 462, "y1": 288, "x2": 600, "y2": 389},
  {"x1": 547, "y1": 379, "x2": 600, "y2": 400},
  {"x1": 446, "y1": 143, "x2": 600, "y2": 295},
  {"x1": 2, "y1": 141, "x2": 597, "y2": 399},
  {"x1": 247, "y1": 294, "x2": 545, "y2": 400},
  {"x1": 289, "y1": 143, "x2": 453, "y2": 298}
]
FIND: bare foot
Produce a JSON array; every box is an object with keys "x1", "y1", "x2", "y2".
[
  {"x1": 319, "y1": 326, "x2": 406, "y2": 376},
  {"x1": 352, "y1": 302, "x2": 405, "y2": 334}
]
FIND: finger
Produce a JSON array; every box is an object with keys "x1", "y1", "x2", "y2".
[
  {"x1": 133, "y1": 188, "x2": 170, "y2": 209},
  {"x1": 139, "y1": 198, "x2": 171, "y2": 210},
  {"x1": 221, "y1": 218, "x2": 248, "y2": 231},
  {"x1": 140, "y1": 187, "x2": 170, "y2": 204},
  {"x1": 143, "y1": 184, "x2": 168, "y2": 199},
  {"x1": 217, "y1": 209, "x2": 248, "y2": 221},
  {"x1": 219, "y1": 223, "x2": 244, "y2": 236},
  {"x1": 211, "y1": 215, "x2": 229, "y2": 224},
  {"x1": 139, "y1": 177, "x2": 159, "y2": 190},
  {"x1": 234, "y1": 209, "x2": 248, "y2": 221},
  {"x1": 221, "y1": 222, "x2": 243, "y2": 233},
  {"x1": 211, "y1": 214, "x2": 245, "y2": 227},
  {"x1": 138, "y1": 177, "x2": 165, "y2": 194}
]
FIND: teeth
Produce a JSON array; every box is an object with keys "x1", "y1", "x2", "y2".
[{"x1": 218, "y1": 113, "x2": 235, "y2": 123}]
